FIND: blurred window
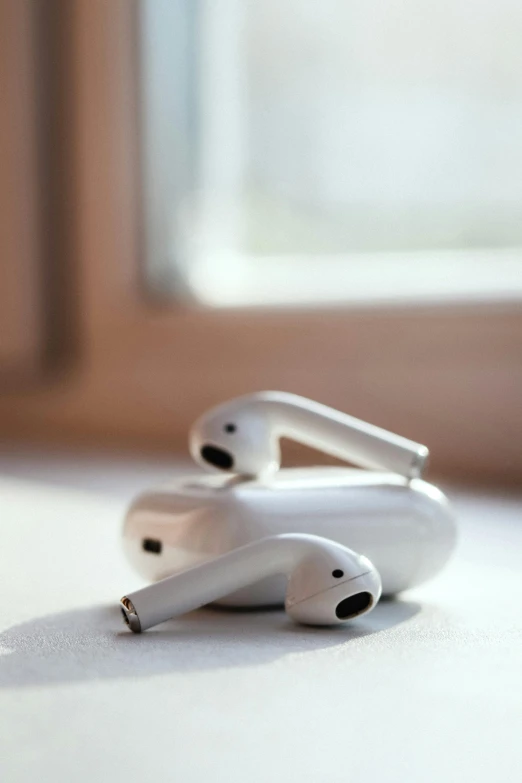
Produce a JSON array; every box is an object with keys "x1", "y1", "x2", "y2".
[
  {"x1": 141, "y1": 0, "x2": 522, "y2": 307},
  {"x1": 0, "y1": 0, "x2": 520, "y2": 482}
]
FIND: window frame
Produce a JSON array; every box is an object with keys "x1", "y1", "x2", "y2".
[
  {"x1": 0, "y1": 0, "x2": 46, "y2": 380},
  {"x1": 0, "y1": 0, "x2": 520, "y2": 486}
]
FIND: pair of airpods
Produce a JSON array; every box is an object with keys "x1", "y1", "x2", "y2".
[{"x1": 120, "y1": 392, "x2": 429, "y2": 633}]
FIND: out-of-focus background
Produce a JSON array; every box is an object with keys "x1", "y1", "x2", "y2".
[{"x1": 1, "y1": 0, "x2": 521, "y2": 484}]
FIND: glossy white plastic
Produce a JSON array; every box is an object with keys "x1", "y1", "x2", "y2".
[
  {"x1": 190, "y1": 391, "x2": 429, "y2": 479},
  {"x1": 120, "y1": 533, "x2": 382, "y2": 632},
  {"x1": 122, "y1": 467, "x2": 457, "y2": 604}
]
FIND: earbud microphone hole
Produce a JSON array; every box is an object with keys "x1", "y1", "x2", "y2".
[
  {"x1": 200, "y1": 445, "x2": 234, "y2": 470},
  {"x1": 335, "y1": 592, "x2": 373, "y2": 619}
]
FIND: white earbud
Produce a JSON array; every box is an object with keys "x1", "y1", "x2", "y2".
[
  {"x1": 120, "y1": 533, "x2": 382, "y2": 632},
  {"x1": 189, "y1": 391, "x2": 428, "y2": 480}
]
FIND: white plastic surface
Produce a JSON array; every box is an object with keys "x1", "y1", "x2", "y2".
[
  {"x1": 1, "y1": 460, "x2": 521, "y2": 783},
  {"x1": 123, "y1": 467, "x2": 456, "y2": 603}
]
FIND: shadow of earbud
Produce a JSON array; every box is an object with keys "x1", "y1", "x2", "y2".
[{"x1": 0, "y1": 598, "x2": 421, "y2": 688}]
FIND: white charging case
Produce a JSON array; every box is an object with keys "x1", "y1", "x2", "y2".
[{"x1": 122, "y1": 467, "x2": 456, "y2": 605}]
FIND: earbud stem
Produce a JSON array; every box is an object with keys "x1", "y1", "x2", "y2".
[
  {"x1": 121, "y1": 535, "x2": 313, "y2": 633},
  {"x1": 268, "y1": 393, "x2": 428, "y2": 478}
]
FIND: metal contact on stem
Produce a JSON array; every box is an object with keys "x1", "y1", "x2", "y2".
[
  {"x1": 120, "y1": 596, "x2": 142, "y2": 633},
  {"x1": 411, "y1": 446, "x2": 429, "y2": 479}
]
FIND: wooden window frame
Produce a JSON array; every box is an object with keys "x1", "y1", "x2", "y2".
[
  {"x1": 0, "y1": 0, "x2": 520, "y2": 486},
  {"x1": 0, "y1": 0, "x2": 45, "y2": 379}
]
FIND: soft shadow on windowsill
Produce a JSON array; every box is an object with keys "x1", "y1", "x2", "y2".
[{"x1": 0, "y1": 599, "x2": 420, "y2": 689}]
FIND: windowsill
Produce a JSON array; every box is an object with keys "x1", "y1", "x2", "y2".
[{"x1": 169, "y1": 247, "x2": 522, "y2": 309}]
